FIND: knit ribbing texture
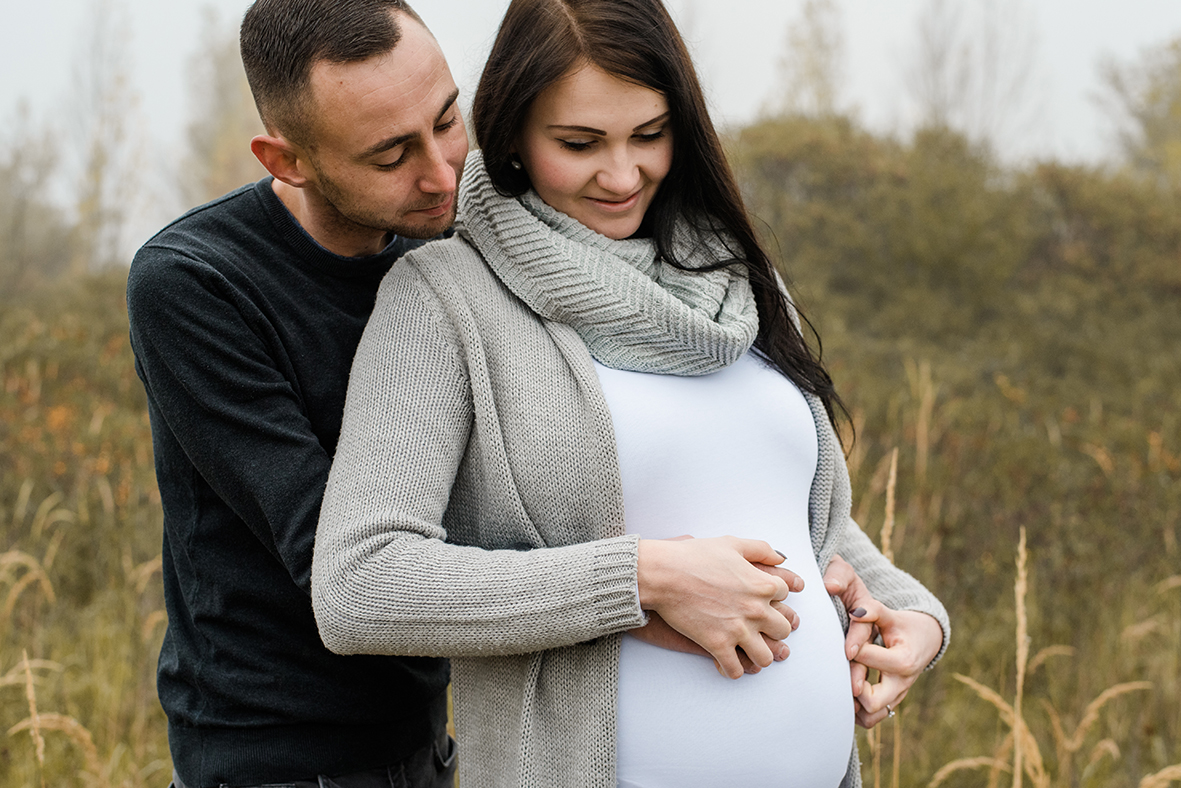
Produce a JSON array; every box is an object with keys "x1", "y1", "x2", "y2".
[{"x1": 456, "y1": 152, "x2": 759, "y2": 376}]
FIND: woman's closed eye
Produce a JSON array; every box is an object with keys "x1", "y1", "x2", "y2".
[{"x1": 558, "y1": 138, "x2": 596, "y2": 151}]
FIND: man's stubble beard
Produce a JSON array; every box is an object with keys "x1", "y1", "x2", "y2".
[{"x1": 313, "y1": 163, "x2": 456, "y2": 243}]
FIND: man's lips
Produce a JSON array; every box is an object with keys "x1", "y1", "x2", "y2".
[
  {"x1": 585, "y1": 190, "x2": 642, "y2": 213},
  {"x1": 413, "y1": 194, "x2": 454, "y2": 218}
]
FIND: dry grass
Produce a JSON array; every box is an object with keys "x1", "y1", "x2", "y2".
[
  {"x1": 2, "y1": 269, "x2": 1180, "y2": 787},
  {"x1": 933, "y1": 532, "x2": 1165, "y2": 788}
]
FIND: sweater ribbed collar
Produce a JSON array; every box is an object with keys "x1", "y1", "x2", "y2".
[{"x1": 455, "y1": 152, "x2": 758, "y2": 375}]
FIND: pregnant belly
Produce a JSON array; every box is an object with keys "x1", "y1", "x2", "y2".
[{"x1": 615, "y1": 583, "x2": 855, "y2": 788}]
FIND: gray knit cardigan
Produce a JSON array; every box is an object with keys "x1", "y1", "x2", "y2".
[{"x1": 312, "y1": 167, "x2": 950, "y2": 788}]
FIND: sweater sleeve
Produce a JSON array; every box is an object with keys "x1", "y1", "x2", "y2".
[
  {"x1": 127, "y1": 247, "x2": 333, "y2": 593},
  {"x1": 312, "y1": 260, "x2": 645, "y2": 658},
  {"x1": 835, "y1": 517, "x2": 951, "y2": 668}
]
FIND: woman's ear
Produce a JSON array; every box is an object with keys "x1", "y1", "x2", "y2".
[{"x1": 251, "y1": 134, "x2": 311, "y2": 188}]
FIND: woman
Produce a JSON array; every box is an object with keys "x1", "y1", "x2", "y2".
[{"x1": 312, "y1": 0, "x2": 949, "y2": 785}]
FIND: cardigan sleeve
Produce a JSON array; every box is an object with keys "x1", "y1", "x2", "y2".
[
  {"x1": 835, "y1": 517, "x2": 951, "y2": 668},
  {"x1": 312, "y1": 259, "x2": 645, "y2": 658}
]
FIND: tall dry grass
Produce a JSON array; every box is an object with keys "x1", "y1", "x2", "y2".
[
  {"x1": 4, "y1": 212, "x2": 1181, "y2": 786},
  {"x1": 2, "y1": 271, "x2": 170, "y2": 787}
]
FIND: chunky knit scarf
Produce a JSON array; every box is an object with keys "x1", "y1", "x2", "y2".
[{"x1": 455, "y1": 152, "x2": 759, "y2": 375}]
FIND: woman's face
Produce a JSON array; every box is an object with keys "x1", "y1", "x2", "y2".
[{"x1": 515, "y1": 63, "x2": 673, "y2": 240}]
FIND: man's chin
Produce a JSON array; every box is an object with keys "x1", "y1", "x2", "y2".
[{"x1": 394, "y1": 205, "x2": 457, "y2": 240}]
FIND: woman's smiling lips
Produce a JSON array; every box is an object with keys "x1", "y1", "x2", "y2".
[{"x1": 584, "y1": 190, "x2": 643, "y2": 213}]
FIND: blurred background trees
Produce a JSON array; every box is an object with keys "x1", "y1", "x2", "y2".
[
  {"x1": 182, "y1": 7, "x2": 266, "y2": 208},
  {"x1": 1100, "y1": 36, "x2": 1181, "y2": 188}
]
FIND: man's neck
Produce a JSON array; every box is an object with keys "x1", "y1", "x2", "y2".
[{"x1": 271, "y1": 180, "x2": 392, "y2": 258}]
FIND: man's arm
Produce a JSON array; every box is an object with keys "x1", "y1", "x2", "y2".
[{"x1": 128, "y1": 247, "x2": 332, "y2": 592}]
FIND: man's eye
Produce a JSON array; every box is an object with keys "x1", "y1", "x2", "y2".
[
  {"x1": 436, "y1": 116, "x2": 459, "y2": 133},
  {"x1": 376, "y1": 152, "x2": 406, "y2": 170}
]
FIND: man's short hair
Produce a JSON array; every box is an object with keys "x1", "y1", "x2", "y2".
[{"x1": 240, "y1": 0, "x2": 423, "y2": 146}]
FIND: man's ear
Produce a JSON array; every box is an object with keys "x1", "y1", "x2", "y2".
[{"x1": 251, "y1": 134, "x2": 310, "y2": 188}]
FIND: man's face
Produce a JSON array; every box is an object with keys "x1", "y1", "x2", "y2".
[{"x1": 300, "y1": 15, "x2": 468, "y2": 241}]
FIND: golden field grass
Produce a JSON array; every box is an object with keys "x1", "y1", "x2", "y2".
[{"x1": 2, "y1": 118, "x2": 1180, "y2": 786}]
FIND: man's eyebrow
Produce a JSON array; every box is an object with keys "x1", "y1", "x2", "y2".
[
  {"x1": 546, "y1": 112, "x2": 670, "y2": 137},
  {"x1": 359, "y1": 89, "x2": 461, "y2": 159}
]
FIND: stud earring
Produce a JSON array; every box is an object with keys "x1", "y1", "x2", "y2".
[{"x1": 510, "y1": 158, "x2": 523, "y2": 171}]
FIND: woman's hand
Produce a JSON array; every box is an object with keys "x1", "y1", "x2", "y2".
[
  {"x1": 636, "y1": 536, "x2": 803, "y2": 679},
  {"x1": 846, "y1": 605, "x2": 943, "y2": 727},
  {"x1": 823, "y1": 554, "x2": 944, "y2": 728}
]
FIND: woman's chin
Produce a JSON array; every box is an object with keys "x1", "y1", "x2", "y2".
[{"x1": 580, "y1": 214, "x2": 644, "y2": 240}]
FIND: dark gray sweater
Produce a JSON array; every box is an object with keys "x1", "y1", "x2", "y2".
[{"x1": 127, "y1": 179, "x2": 449, "y2": 787}]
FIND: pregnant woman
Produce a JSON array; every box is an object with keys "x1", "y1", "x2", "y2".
[{"x1": 312, "y1": 0, "x2": 949, "y2": 785}]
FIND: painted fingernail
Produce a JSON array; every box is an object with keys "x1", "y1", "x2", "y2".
[
  {"x1": 774, "y1": 549, "x2": 787, "y2": 560},
  {"x1": 851, "y1": 607, "x2": 867, "y2": 618}
]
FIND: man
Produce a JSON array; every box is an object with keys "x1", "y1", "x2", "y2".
[
  {"x1": 128, "y1": 2, "x2": 464, "y2": 786},
  {"x1": 129, "y1": 1, "x2": 940, "y2": 785}
]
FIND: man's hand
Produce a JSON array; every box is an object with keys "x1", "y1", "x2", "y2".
[
  {"x1": 636, "y1": 536, "x2": 802, "y2": 679},
  {"x1": 823, "y1": 554, "x2": 944, "y2": 728},
  {"x1": 627, "y1": 610, "x2": 792, "y2": 675}
]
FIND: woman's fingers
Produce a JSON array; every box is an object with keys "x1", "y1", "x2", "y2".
[
  {"x1": 637, "y1": 536, "x2": 798, "y2": 679},
  {"x1": 856, "y1": 703, "x2": 892, "y2": 729},
  {"x1": 753, "y1": 561, "x2": 805, "y2": 594},
  {"x1": 822, "y1": 554, "x2": 877, "y2": 660},
  {"x1": 857, "y1": 678, "x2": 910, "y2": 716},
  {"x1": 850, "y1": 657, "x2": 869, "y2": 697},
  {"x1": 770, "y1": 600, "x2": 800, "y2": 631}
]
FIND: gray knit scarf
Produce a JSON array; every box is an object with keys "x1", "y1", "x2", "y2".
[{"x1": 455, "y1": 152, "x2": 759, "y2": 375}]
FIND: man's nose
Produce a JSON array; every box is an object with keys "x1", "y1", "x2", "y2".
[{"x1": 419, "y1": 139, "x2": 458, "y2": 194}]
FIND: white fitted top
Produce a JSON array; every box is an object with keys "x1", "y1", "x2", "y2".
[{"x1": 594, "y1": 353, "x2": 854, "y2": 788}]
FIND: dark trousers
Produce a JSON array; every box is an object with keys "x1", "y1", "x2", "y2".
[{"x1": 169, "y1": 733, "x2": 457, "y2": 788}]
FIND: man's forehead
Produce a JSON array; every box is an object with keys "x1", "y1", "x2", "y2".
[{"x1": 305, "y1": 17, "x2": 453, "y2": 150}]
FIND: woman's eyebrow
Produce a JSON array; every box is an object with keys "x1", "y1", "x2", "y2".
[
  {"x1": 633, "y1": 112, "x2": 669, "y2": 131},
  {"x1": 547, "y1": 112, "x2": 670, "y2": 136},
  {"x1": 548, "y1": 124, "x2": 607, "y2": 135}
]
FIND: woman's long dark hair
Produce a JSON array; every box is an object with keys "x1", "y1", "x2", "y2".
[{"x1": 471, "y1": 0, "x2": 847, "y2": 433}]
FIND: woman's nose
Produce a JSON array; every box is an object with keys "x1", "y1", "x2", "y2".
[{"x1": 595, "y1": 153, "x2": 641, "y2": 195}]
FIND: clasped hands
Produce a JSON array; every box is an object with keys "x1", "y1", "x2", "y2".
[{"x1": 632, "y1": 537, "x2": 943, "y2": 729}]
